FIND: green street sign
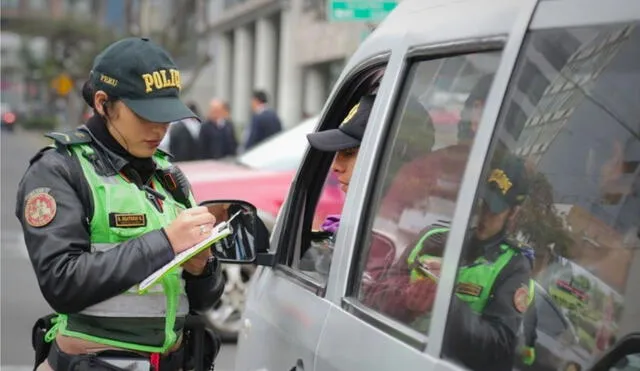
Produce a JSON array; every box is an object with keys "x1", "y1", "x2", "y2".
[{"x1": 328, "y1": 0, "x2": 398, "y2": 22}]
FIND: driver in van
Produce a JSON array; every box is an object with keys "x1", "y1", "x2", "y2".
[
  {"x1": 364, "y1": 155, "x2": 534, "y2": 371},
  {"x1": 300, "y1": 94, "x2": 395, "y2": 279}
]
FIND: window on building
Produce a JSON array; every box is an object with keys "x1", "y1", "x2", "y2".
[
  {"x1": 504, "y1": 102, "x2": 527, "y2": 138},
  {"x1": 1, "y1": 0, "x2": 19, "y2": 8}
]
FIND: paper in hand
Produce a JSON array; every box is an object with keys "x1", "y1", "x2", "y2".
[{"x1": 138, "y1": 210, "x2": 242, "y2": 292}]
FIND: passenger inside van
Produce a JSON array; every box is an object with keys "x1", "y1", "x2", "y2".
[
  {"x1": 363, "y1": 155, "x2": 535, "y2": 371},
  {"x1": 378, "y1": 74, "x2": 495, "y2": 223}
]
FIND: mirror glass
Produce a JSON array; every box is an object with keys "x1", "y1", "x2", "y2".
[{"x1": 200, "y1": 200, "x2": 260, "y2": 263}]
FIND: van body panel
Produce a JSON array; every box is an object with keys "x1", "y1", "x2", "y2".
[
  {"x1": 235, "y1": 267, "x2": 331, "y2": 371},
  {"x1": 346, "y1": 0, "x2": 519, "y2": 79},
  {"x1": 234, "y1": 0, "x2": 640, "y2": 370},
  {"x1": 315, "y1": 305, "x2": 453, "y2": 371}
]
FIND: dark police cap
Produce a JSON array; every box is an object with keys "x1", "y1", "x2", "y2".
[
  {"x1": 306, "y1": 95, "x2": 374, "y2": 152},
  {"x1": 90, "y1": 37, "x2": 196, "y2": 123},
  {"x1": 482, "y1": 156, "x2": 530, "y2": 214}
]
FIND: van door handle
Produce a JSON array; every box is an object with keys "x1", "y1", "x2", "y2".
[{"x1": 289, "y1": 359, "x2": 304, "y2": 371}]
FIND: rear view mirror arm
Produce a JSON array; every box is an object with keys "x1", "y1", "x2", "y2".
[{"x1": 255, "y1": 251, "x2": 277, "y2": 266}]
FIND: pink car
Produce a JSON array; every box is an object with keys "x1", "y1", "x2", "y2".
[{"x1": 177, "y1": 116, "x2": 345, "y2": 230}]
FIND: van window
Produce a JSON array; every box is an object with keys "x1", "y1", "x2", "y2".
[
  {"x1": 441, "y1": 23, "x2": 640, "y2": 371},
  {"x1": 280, "y1": 64, "x2": 385, "y2": 288},
  {"x1": 351, "y1": 51, "x2": 502, "y2": 337}
]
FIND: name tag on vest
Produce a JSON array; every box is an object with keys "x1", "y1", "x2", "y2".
[
  {"x1": 456, "y1": 282, "x2": 483, "y2": 297},
  {"x1": 109, "y1": 213, "x2": 147, "y2": 228}
]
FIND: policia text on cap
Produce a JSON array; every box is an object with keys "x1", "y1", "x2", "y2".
[{"x1": 16, "y1": 37, "x2": 225, "y2": 370}]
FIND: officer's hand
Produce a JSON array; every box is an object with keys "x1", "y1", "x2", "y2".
[
  {"x1": 164, "y1": 206, "x2": 217, "y2": 254},
  {"x1": 183, "y1": 248, "x2": 213, "y2": 276},
  {"x1": 521, "y1": 346, "x2": 536, "y2": 366},
  {"x1": 424, "y1": 259, "x2": 441, "y2": 278}
]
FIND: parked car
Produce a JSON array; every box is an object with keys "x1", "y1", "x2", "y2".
[
  {"x1": 177, "y1": 116, "x2": 345, "y2": 341},
  {"x1": 179, "y1": 115, "x2": 344, "y2": 232},
  {"x1": 203, "y1": 1, "x2": 640, "y2": 370},
  {"x1": 1, "y1": 102, "x2": 18, "y2": 132},
  {"x1": 515, "y1": 283, "x2": 590, "y2": 371}
]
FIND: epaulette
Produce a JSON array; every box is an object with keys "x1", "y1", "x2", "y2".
[
  {"x1": 504, "y1": 237, "x2": 523, "y2": 249},
  {"x1": 45, "y1": 129, "x2": 92, "y2": 146}
]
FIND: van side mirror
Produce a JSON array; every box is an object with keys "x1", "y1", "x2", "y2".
[{"x1": 199, "y1": 200, "x2": 270, "y2": 264}]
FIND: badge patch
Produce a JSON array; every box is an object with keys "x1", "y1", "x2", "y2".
[
  {"x1": 513, "y1": 286, "x2": 530, "y2": 313},
  {"x1": 24, "y1": 188, "x2": 57, "y2": 227},
  {"x1": 109, "y1": 213, "x2": 147, "y2": 228},
  {"x1": 456, "y1": 282, "x2": 483, "y2": 297}
]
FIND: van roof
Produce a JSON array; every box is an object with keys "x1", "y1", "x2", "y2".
[{"x1": 346, "y1": 0, "x2": 521, "y2": 69}]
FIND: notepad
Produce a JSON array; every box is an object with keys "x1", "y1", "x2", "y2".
[{"x1": 138, "y1": 210, "x2": 242, "y2": 292}]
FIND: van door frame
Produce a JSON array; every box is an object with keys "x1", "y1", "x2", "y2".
[
  {"x1": 424, "y1": 0, "x2": 540, "y2": 357},
  {"x1": 527, "y1": 0, "x2": 640, "y2": 360},
  {"x1": 271, "y1": 54, "x2": 391, "y2": 293}
]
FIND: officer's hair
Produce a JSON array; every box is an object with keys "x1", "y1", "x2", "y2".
[
  {"x1": 81, "y1": 80, "x2": 95, "y2": 109},
  {"x1": 187, "y1": 102, "x2": 200, "y2": 118},
  {"x1": 82, "y1": 80, "x2": 119, "y2": 120}
]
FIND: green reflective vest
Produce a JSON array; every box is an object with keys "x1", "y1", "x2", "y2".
[
  {"x1": 407, "y1": 227, "x2": 534, "y2": 315},
  {"x1": 46, "y1": 142, "x2": 196, "y2": 354}
]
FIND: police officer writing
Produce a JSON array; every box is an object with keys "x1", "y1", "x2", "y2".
[
  {"x1": 16, "y1": 38, "x2": 224, "y2": 371},
  {"x1": 365, "y1": 156, "x2": 533, "y2": 371}
]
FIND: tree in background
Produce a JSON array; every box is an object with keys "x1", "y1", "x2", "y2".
[
  {"x1": 1, "y1": 0, "x2": 213, "y2": 125},
  {"x1": 514, "y1": 169, "x2": 574, "y2": 271}
]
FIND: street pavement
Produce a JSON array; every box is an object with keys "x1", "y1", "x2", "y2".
[{"x1": 1, "y1": 129, "x2": 237, "y2": 370}]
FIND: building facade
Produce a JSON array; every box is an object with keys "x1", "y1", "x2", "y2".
[
  {"x1": 0, "y1": 0, "x2": 110, "y2": 113},
  {"x1": 196, "y1": 0, "x2": 372, "y2": 130}
]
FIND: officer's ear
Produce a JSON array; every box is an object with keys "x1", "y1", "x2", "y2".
[{"x1": 94, "y1": 91, "x2": 109, "y2": 116}]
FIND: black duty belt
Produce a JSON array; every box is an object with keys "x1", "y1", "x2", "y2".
[{"x1": 47, "y1": 340, "x2": 184, "y2": 371}]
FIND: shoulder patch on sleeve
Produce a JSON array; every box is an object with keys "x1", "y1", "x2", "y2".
[
  {"x1": 24, "y1": 187, "x2": 57, "y2": 227},
  {"x1": 513, "y1": 285, "x2": 530, "y2": 313},
  {"x1": 45, "y1": 129, "x2": 92, "y2": 146}
]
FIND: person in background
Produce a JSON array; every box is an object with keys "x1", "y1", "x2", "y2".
[
  {"x1": 160, "y1": 102, "x2": 208, "y2": 162},
  {"x1": 200, "y1": 98, "x2": 237, "y2": 159},
  {"x1": 242, "y1": 90, "x2": 282, "y2": 151}
]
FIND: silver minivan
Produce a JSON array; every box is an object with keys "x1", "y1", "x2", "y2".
[{"x1": 205, "y1": 0, "x2": 640, "y2": 370}]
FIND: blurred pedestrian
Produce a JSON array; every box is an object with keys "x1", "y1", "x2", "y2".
[
  {"x1": 242, "y1": 90, "x2": 282, "y2": 151},
  {"x1": 160, "y1": 102, "x2": 210, "y2": 162},
  {"x1": 200, "y1": 98, "x2": 238, "y2": 159}
]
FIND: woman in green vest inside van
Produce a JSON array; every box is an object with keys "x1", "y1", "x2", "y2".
[{"x1": 16, "y1": 37, "x2": 225, "y2": 370}]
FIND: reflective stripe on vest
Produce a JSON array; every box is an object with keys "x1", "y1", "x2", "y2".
[
  {"x1": 49, "y1": 143, "x2": 195, "y2": 354},
  {"x1": 528, "y1": 278, "x2": 535, "y2": 305},
  {"x1": 81, "y1": 292, "x2": 190, "y2": 317},
  {"x1": 408, "y1": 227, "x2": 517, "y2": 314}
]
